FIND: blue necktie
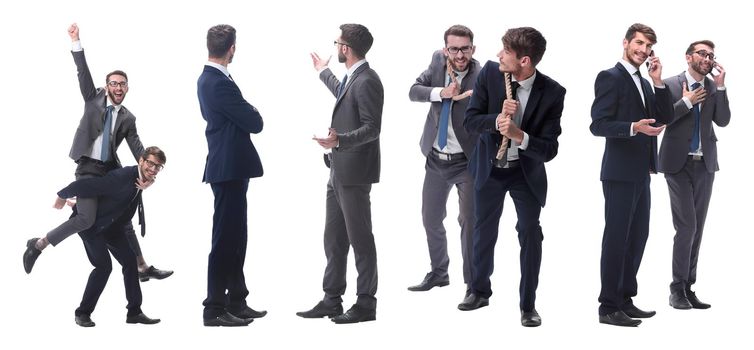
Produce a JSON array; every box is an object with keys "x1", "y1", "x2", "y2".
[
  {"x1": 337, "y1": 75, "x2": 348, "y2": 98},
  {"x1": 438, "y1": 98, "x2": 451, "y2": 150},
  {"x1": 690, "y1": 82, "x2": 701, "y2": 152},
  {"x1": 101, "y1": 105, "x2": 113, "y2": 162}
]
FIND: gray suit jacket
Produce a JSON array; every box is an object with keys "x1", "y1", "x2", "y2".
[
  {"x1": 320, "y1": 62, "x2": 384, "y2": 185},
  {"x1": 409, "y1": 50, "x2": 480, "y2": 158},
  {"x1": 69, "y1": 50, "x2": 144, "y2": 166},
  {"x1": 658, "y1": 71, "x2": 731, "y2": 174}
]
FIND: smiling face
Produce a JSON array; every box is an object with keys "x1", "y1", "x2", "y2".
[
  {"x1": 443, "y1": 34, "x2": 475, "y2": 72},
  {"x1": 138, "y1": 154, "x2": 163, "y2": 182},
  {"x1": 106, "y1": 74, "x2": 128, "y2": 105},
  {"x1": 623, "y1": 32, "x2": 654, "y2": 68},
  {"x1": 687, "y1": 43, "x2": 715, "y2": 76}
]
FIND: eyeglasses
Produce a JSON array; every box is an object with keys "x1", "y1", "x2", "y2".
[
  {"x1": 693, "y1": 50, "x2": 716, "y2": 60},
  {"x1": 107, "y1": 81, "x2": 128, "y2": 88},
  {"x1": 143, "y1": 159, "x2": 164, "y2": 171},
  {"x1": 333, "y1": 41, "x2": 350, "y2": 47},
  {"x1": 447, "y1": 46, "x2": 473, "y2": 55}
]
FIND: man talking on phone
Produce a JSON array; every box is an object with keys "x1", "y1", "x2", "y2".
[{"x1": 658, "y1": 40, "x2": 730, "y2": 311}]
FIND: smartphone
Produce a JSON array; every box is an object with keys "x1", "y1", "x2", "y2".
[{"x1": 645, "y1": 50, "x2": 655, "y2": 71}]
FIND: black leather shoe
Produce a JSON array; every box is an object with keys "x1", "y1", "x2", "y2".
[
  {"x1": 408, "y1": 272, "x2": 450, "y2": 292},
  {"x1": 75, "y1": 314, "x2": 95, "y2": 327},
  {"x1": 204, "y1": 312, "x2": 253, "y2": 327},
  {"x1": 521, "y1": 309, "x2": 542, "y2": 327},
  {"x1": 126, "y1": 312, "x2": 161, "y2": 325},
  {"x1": 457, "y1": 293, "x2": 489, "y2": 311},
  {"x1": 229, "y1": 306, "x2": 267, "y2": 319},
  {"x1": 23, "y1": 238, "x2": 42, "y2": 274},
  {"x1": 599, "y1": 311, "x2": 641, "y2": 327},
  {"x1": 139, "y1": 265, "x2": 174, "y2": 282},
  {"x1": 296, "y1": 301, "x2": 343, "y2": 318},
  {"x1": 669, "y1": 291, "x2": 693, "y2": 310},
  {"x1": 686, "y1": 290, "x2": 711, "y2": 309},
  {"x1": 623, "y1": 304, "x2": 656, "y2": 318},
  {"x1": 331, "y1": 304, "x2": 376, "y2": 324}
]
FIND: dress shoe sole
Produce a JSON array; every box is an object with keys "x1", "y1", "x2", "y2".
[
  {"x1": 332, "y1": 315, "x2": 376, "y2": 324},
  {"x1": 669, "y1": 302, "x2": 693, "y2": 310},
  {"x1": 203, "y1": 319, "x2": 252, "y2": 327},
  {"x1": 458, "y1": 300, "x2": 489, "y2": 311},
  {"x1": 408, "y1": 281, "x2": 450, "y2": 292},
  {"x1": 599, "y1": 319, "x2": 641, "y2": 327},
  {"x1": 521, "y1": 320, "x2": 542, "y2": 327},
  {"x1": 127, "y1": 319, "x2": 161, "y2": 324},
  {"x1": 139, "y1": 271, "x2": 174, "y2": 282}
]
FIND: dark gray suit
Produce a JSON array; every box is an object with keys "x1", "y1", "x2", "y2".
[
  {"x1": 408, "y1": 50, "x2": 479, "y2": 285},
  {"x1": 318, "y1": 62, "x2": 383, "y2": 310},
  {"x1": 658, "y1": 71, "x2": 730, "y2": 293},
  {"x1": 46, "y1": 49, "x2": 144, "y2": 250}
]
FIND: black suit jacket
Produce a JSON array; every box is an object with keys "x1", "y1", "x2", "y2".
[
  {"x1": 57, "y1": 166, "x2": 141, "y2": 239},
  {"x1": 464, "y1": 61, "x2": 566, "y2": 207},
  {"x1": 658, "y1": 72, "x2": 731, "y2": 174},
  {"x1": 409, "y1": 50, "x2": 480, "y2": 158},
  {"x1": 69, "y1": 50, "x2": 144, "y2": 166},
  {"x1": 590, "y1": 62, "x2": 673, "y2": 182},
  {"x1": 198, "y1": 65, "x2": 264, "y2": 183}
]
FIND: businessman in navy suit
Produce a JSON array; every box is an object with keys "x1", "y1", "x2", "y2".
[
  {"x1": 590, "y1": 23, "x2": 673, "y2": 327},
  {"x1": 298, "y1": 24, "x2": 383, "y2": 324},
  {"x1": 459, "y1": 27, "x2": 565, "y2": 327},
  {"x1": 52, "y1": 147, "x2": 165, "y2": 327},
  {"x1": 198, "y1": 24, "x2": 266, "y2": 327},
  {"x1": 659, "y1": 40, "x2": 730, "y2": 310}
]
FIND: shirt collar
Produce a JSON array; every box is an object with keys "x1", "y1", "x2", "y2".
[
  {"x1": 513, "y1": 71, "x2": 537, "y2": 91},
  {"x1": 346, "y1": 59, "x2": 367, "y2": 77},
  {"x1": 685, "y1": 70, "x2": 704, "y2": 88},
  {"x1": 206, "y1": 61, "x2": 231, "y2": 78},
  {"x1": 619, "y1": 59, "x2": 640, "y2": 76}
]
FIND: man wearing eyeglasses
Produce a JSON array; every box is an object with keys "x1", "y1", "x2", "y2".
[
  {"x1": 23, "y1": 23, "x2": 172, "y2": 283},
  {"x1": 298, "y1": 23, "x2": 383, "y2": 324},
  {"x1": 659, "y1": 40, "x2": 730, "y2": 311},
  {"x1": 406, "y1": 25, "x2": 479, "y2": 295},
  {"x1": 38, "y1": 147, "x2": 166, "y2": 327}
]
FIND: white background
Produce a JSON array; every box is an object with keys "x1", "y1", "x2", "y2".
[{"x1": 1, "y1": 0, "x2": 750, "y2": 348}]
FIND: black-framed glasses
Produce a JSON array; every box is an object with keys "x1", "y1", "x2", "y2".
[
  {"x1": 144, "y1": 159, "x2": 164, "y2": 171},
  {"x1": 333, "y1": 40, "x2": 350, "y2": 47},
  {"x1": 107, "y1": 81, "x2": 128, "y2": 88},
  {"x1": 447, "y1": 46, "x2": 472, "y2": 55},
  {"x1": 693, "y1": 50, "x2": 716, "y2": 60}
]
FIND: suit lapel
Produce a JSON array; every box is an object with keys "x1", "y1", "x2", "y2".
[
  {"x1": 335, "y1": 63, "x2": 369, "y2": 107},
  {"x1": 521, "y1": 72, "x2": 543, "y2": 130},
  {"x1": 616, "y1": 63, "x2": 645, "y2": 113}
]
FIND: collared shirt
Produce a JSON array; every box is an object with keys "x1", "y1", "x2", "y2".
[
  {"x1": 683, "y1": 70, "x2": 704, "y2": 156},
  {"x1": 205, "y1": 61, "x2": 231, "y2": 79},
  {"x1": 506, "y1": 72, "x2": 535, "y2": 162},
  {"x1": 429, "y1": 68, "x2": 470, "y2": 154},
  {"x1": 618, "y1": 59, "x2": 666, "y2": 137}
]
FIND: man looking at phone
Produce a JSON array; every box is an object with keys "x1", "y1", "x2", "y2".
[{"x1": 658, "y1": 40, "x2": 730, "y2": 310}]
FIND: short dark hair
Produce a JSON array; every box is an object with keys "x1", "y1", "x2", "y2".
[
  {"x1": 444, "y1": 25, "x2": 474, "y2": 44},
  {"x1": 686, "y1": 40, "x2": 715, "y2": 55},
  {"x1": 142, "y1": 146, "x2": 166, "y2": 164},
  {"x1": 339, "y1": 23, "x2": 373, "y2": 59},
  {"x1": 625, "y1": 23, "x2": 657, "y2": 44},
  {"x1": 502, "y1": 27, "x2": 547, "y2": 66},
  {"x1": 207, "y1": 24, "x2": 236, "y2": 58},
  {"x1": 106, "y1": 70, "x2": 128, "y2": 83}
]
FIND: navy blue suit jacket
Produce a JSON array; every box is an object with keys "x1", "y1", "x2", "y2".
[
  {"x1": 464, "y1": 61, "x2": 566, "y2": 207},
  {"x1": 57, "y1": 166, "x2": 140, "y2": 239},
  {"x1": 198, "y1": 65, "x2": 264, "y2": 183},
  {"x1": 590, "y1": 63, "x2": 673, "y2": 181}
]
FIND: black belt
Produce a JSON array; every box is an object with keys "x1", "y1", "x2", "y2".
[
  {"x1": 431, "y1": 149, "x2": 466, "y2": 161},
  {"x1": 77, "y1": 156, "x2": 117, "y2": 166},
  {"x1": 493, "y1": 159, "x2": 520, "y2": 169},
  {"x1": 687, "y1": 155, "x2": 703, "y2": 161}
]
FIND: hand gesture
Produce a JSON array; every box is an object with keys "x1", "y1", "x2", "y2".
[
  {"x1": 453, "y1": 89, "x2": 473, "y2": 101},
  {"x1": 633, "y1": 118, "x2": 666, "y2": 136},
  {"x1": 682, "y1": 81, "x2": 707, "y2": 105},
  {"x1": 313, "y1": 128, "x2": 339, "y2": 149},
  {"x1": 68, "y1": 23, "x2": 79, "y2": 41},
  {"x1": 53, "y1": 197, "x2": 67, "y2": 209},
  {"x1": 646, "y1": 55, "x2": 663, "y2": 85},
  {"x1": 712, "y1": 62, "x2": 726, "y2": 88},
  {"x1": 502, "y1": 98, "x2": 519, "y2": 117},
  {"x1": 135, "y1": 177, "x2": 154, "y2": 191},
  {"x1": 440, "y1": 82, "x2": 459, "y2": 99},
  {"x1": 310, "y1": 52, "x2": 331, "y2": 71},
  {"x1": 496, "y1": 113, "x2": 524, "y2": 143}
]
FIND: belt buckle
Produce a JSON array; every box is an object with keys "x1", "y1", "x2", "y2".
[{"x1": 691, "y1": 155, "x2": 702, "y2": 161}]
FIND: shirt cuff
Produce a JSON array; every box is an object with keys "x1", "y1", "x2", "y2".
[
  {"x1": 682, "y1": 96, "x2": 693, "y2": 109},
  {"x1": 518, "y1": 132, "x2": 530, "y2": 150},
  {"x1": 654, "y1": 84, "x2": 666, "y2": 89},
  {"x1": 717, "y1": 86, "x2": 726, "y2": 91},
  {"x1": 430, "y1": 87, "x2": 443, "y2": 102},
  {"x1": 630, "y1": 122, "x2": 636, "y2": 137},
  {"x1": 317, "y1": 66, "x2": 329, "y2": 74},
  {"x1": 72, "y1": 40, "x2": 82, "y2": 52}
]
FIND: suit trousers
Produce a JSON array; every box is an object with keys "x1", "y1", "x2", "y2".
[
  {"x1": 471, "y1": 166, "x2": 543, "y2": 312},
  {"x1": 665, "y1": 158, "x2": 714, "y2": 293},
  {"x1": 204, "y1": 179, "x2": 250, "y2": 319},
  {"x1": 598, "y1": 177, "x2": 651, "y2": 315},
  {"x1": 76, "y1": 225, "x2": 142, "y2": 317},
  {"x1": 322, "y1": 172, "x2": 378, "y2": 309},
  {"x1": 421, "y1": 154, "x2": 474, "y2": 284},
  {"x1": 47, "y1": 159, "x2": 142, "y2": 257}
]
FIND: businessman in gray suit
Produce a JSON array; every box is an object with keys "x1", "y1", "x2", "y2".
[
  {"x1": 659, "y1": 40, "x2": 730, "y2": 310},
  {"x1": 23, "y1": 23, "x2": 171, "y2": 282},
  {"x1": 407, "y1": 25, "x2": 479, "y2": 293},
  {"x1": 297, "y1": 23, "x2": 383, "y2": 324}
]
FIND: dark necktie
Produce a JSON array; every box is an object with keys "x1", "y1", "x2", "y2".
[
  {"x1": 101, "y1": 105, "x2": 113, "y2": 162},
  {"x1": 690, "y1": 82, "x2": 702, "y2": 152},
  {"x1": 137, "y1": 191, "x2": 146, "y2": 237},
  {"x1": 337, "y1": 74, "x2": 348, "y2": 98},
  {"x1": 635, "y1": 71, "x2": 650, "y2": 115}
]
